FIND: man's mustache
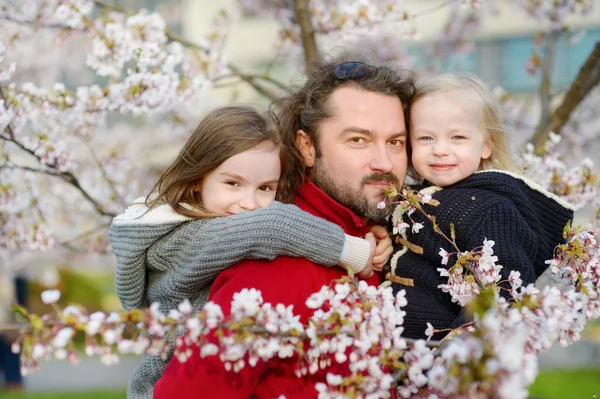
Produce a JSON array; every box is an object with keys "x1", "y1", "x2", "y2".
[{"x1": 361, "y1": 172, "x2": 399, "y2": 187}]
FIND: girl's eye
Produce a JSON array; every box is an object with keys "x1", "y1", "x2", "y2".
[
  {"x1": 259, "y1": 185, "x2": 276, "y2": 192},
  {"x1": 452, "y1": 135, "x2": 467, "y2": 140},
  {"x1": 224, "y1": 181, "x2": 240, "y2": 187},
  {"x1": 418, "y1": 136, "x2": 433, "y2": 141}
]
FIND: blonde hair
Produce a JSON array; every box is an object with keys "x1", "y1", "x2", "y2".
[
  {"x1": 146, "y1": 106, "x2": 288, "y2": 218},
  {"x1": 411, "y1": 72, "x2": 518, "y2": 173}
]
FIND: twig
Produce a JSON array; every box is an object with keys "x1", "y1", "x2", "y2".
[
  {"x1": 164, "y1": 29, "x2": 283, "y2": 101},
  {"x1": 79, "y1": 137, "x2": 124, "y2": 208},
  {"x1": 94, "y1": 0, "x2": 123, "y2": 13},
  {"x1": 292, "y1": 0, "x2": 321, "y2": 72},
  {"x1": 535, "y1": 30, "x2": 562, "y2": 140},
  {"x1": 0, "y1": 323, "x2": 29, "y2": 332},
  {"x1": 1, "y1": 134, "x2": 115, "y2": 217},
  {"x1": 211, "y1": 73, "x2": 291, "y2": 94},
  {"x1": 400, "y1": 193, "x2": 486, "y2": 289},
  {"x1": 0, "y1": 164, "x2": 62, "y2": 177},
  {"x1": 531, "y1": 41, "x2": 600, "y2": 154},
  {"x1": 59, "y1": 222, "x2": 111, "y2": 247},
  {"x1": 317, "y1": 0, "x2": 458, "y2": 36}
]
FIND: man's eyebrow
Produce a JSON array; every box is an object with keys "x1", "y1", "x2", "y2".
[
  {"x1": 341, "y1": 126, "x2": 374, "y2": 136},
  {"x1": 340, "y1": 127, "x2": 407, "y2": 139},
  {"x1": 342, "y1": 126, "x2": 406, "y2": 137}
]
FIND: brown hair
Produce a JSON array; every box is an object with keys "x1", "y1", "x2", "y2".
[
  {"x1": 272, "y1": 61, "x2": 416, "y2": 195},
  {"x1": 411, "y1": 73, "x2": 519, "y2": 172},
  {"x1": 145, "y1": 105, "x2": 289, "y2": 218}
]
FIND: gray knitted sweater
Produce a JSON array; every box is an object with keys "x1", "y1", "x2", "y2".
[{"x1": 109, "y1": 199, "x2": 371, "y2": 399}]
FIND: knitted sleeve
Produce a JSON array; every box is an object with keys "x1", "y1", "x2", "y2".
[
  {"x1": 462, "y1": 198, "x2": 538, "y2": 287},
  {"x1": 392, "y1": 198, "x2": 538, "y2": 340},
  {"x1": 155, "y1": 201, "x2": 370, "y2": 302}
]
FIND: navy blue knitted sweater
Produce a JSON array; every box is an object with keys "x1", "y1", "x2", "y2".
[{"x1": 389, "y1": 170, "x2": 575, "y2": 340}]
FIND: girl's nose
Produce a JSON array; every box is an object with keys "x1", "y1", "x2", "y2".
[
  {"x1": 238, "y1": 193, "x2": 257, "y2": 211},
  {"x1": 432, "y1": 141, "x2": 450, "y2": 156}
]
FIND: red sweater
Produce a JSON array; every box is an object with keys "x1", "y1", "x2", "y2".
[{"x1": 153, "y1": 181, "x2": 379, "y2": 399}]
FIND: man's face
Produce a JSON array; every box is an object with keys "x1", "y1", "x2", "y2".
[{"x1": 299, "y1": 86, "x2": 408, "y2": 221}]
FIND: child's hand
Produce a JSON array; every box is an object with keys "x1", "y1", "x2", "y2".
[
  {"x1": 369, "y1": 225, "x2": 393, "y2": 272},
  {"x1": 357, "y1": 232, "x2": 376, "y2": 279}
]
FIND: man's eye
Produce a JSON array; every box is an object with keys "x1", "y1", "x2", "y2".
[
  {"x1": 388, "y1": 139, "x2": 404, "y2": 147},
  {"x1": 349, "y1": 137, "x2": 366, "y2": 144}
]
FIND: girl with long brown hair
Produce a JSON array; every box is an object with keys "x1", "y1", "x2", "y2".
[{"x1": 109, "y1": 105, "x2": 392, "y2": 399}]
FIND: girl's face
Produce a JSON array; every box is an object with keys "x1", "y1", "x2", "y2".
[
  {"x1": 199, "y1": 141, "x2": 281, "y2": 214},
  {"x1": 410, "y1": 90, "x2": 492, "y2": 187}
]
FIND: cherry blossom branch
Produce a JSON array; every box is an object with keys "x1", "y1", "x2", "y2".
[
  {"x1": 92, "y1": 0, "x2": 284, "y2": 101},
  {"x1": 315, "y1": 0, "x2": 458, "y2": 36},
  {"x1": 1, "y1": 134, "x2": 115, "y2": 217},
  {"x1": 0, "y1": 85, "x2": 16, "y2": 140},
  {"x1": 2, "y1": 2, "x2": 287, "y2": 102},
  {"x1": 164, "y1": 29, "x2": 284, "y2": 101},
  {"x1": 390, "y1": 188, "x2": 486, "y2": 289}
]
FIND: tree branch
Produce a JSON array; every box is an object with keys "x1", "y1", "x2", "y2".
[
  {"x1": 535, "y1": 30, "x2": 561, "y2": 138},
  {"x1": 0, "y1": 323, "x2": 28, "y2": 332},
  {"x1": 95, "y1": 0, "x2": 286, "y2": 100},
  {"x1": 0, "y1": 134, "x2": 115, "y2": 218},
  {"x1": 163, "y1": 29, "x2": 283, "y2": 101},
  {"x1": 292, "y1": 0, "x2": 321, "y2": 72},
  {"x1": 531, "y1": 41, "x2": 600, "y2": 154},
  {"x1": 79, "y1": 137, "x2": 124, "y2": 208}
]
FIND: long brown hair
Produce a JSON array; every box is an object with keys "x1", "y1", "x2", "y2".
[
  {"x1": 272, "y1": 60, "x2": 415, "y2": 196},
  {"x1": 146, "y1": 106, "x2": 287, "y2": 218}
]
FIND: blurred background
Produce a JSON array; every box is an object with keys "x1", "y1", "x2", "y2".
[{"x1": 1, "y1": 1, "x2": 600, "y2": 398}]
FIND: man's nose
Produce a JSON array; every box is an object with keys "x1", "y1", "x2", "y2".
[
  {"x1": 369, "y1": 145, "x2": 394, "y2": 173},
  {"x1": 239, "y1": 192, "x2": 258, "y2": 211}
]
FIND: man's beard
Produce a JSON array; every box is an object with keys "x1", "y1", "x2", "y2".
[{"x1": 310, "y1": 157, "x2": 399, "y2": 222}]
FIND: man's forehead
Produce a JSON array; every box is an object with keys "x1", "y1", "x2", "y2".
[
  {"x1": 326, "y1": 86, "x2": 404, "y2": 114},
  {"x1": 321, "y1": 87, "x2": 406, "y2": 131}
]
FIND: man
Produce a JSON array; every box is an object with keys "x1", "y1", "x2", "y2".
[{"x1": 153, "y1": 61, "x2": 414, "y2": 399}]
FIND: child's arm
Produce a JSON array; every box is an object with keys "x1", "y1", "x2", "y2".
[{"x1": 162, "y1": 202, "x2": 373, "y2": 300}]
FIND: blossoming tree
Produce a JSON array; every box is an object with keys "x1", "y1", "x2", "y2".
[{"x1": 1, "y1": 0, "x2": 600, "y2": 398}]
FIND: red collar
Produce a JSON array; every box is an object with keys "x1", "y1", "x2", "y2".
[{"x1": 293, "y1": 180, "x2": 373, "y2": 237}]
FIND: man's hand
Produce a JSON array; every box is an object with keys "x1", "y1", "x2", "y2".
[
  {"x1": 369, "y1": 225, "x2": 393, "y2": 272},
  {"x1": 357, "y1": 232, "x2": 376, "y2": 279}
]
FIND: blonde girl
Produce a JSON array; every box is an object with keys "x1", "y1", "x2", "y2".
[{"x1": 389, "y1": 73, "x2": 574, "y2": 340}]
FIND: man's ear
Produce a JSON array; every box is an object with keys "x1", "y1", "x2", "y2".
[
  {"x1": 482, "y1": 139, "x2": 492, "y2": 160},
  {"x1": 296, "y1": 130, "x2": 316, "y2": 168}
]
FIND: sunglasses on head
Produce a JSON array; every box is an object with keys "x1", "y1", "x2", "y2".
[{"x1": 333, "y1": 61, "x2": 378, "y2": 80}]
